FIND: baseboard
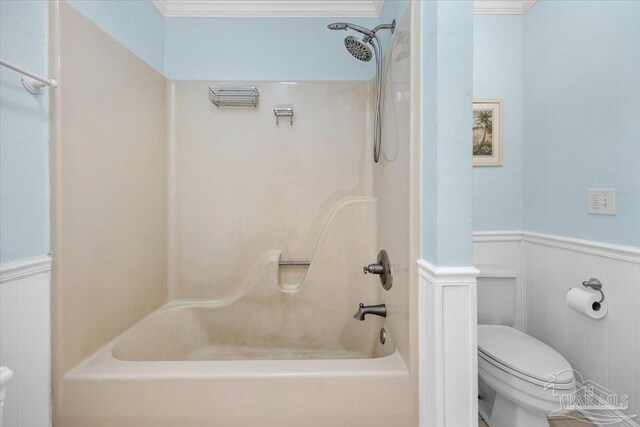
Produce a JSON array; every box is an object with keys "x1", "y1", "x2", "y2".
[
  {"x1": 473, "y1": 230, "x2": 640, "y2": 264},
  {"x1": 0, "y1": 254, "x2": 52, "y2": 283}
]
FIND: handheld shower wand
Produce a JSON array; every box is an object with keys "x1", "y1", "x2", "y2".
[{"x1": 327, "y1": 20, "x2": 396, "y2": 163}]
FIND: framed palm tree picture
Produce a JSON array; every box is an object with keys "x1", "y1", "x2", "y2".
[{"x1": 473, "y1": 98, "x2": 503, "y2": 166}]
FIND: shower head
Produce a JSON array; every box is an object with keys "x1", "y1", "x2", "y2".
[
  {"x1": 344, "y1": 36, "x2": 373, "y2": 62},
  {"x1": 327, "y1": 22, "x2": 375, "y2": 38},
  {"x1": 327, "y1": 22, "x2": 348, "y2": 30},
  {"x1": 327, "y1": 20, "x2": 395, "y2": 163},
  {"x1": 327, "y1": 20, "x2": 395, "y2": 39}
]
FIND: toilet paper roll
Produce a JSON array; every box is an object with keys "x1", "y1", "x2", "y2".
[{"x1": 566, "y1": 287, "x2": 607, "y2": 319}]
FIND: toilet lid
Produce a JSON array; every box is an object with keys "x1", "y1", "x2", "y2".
[{"x1": 478, "y1": 325, "x2": 574, "y2": 387}]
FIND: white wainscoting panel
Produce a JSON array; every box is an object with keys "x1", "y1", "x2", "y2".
[
  {"x1": 418, "y1": 260, "x2": 478, "y2": 427},
  {"x1": 0, "y1": 255, "x2": 51, "y2": 427},
  {"x1": 472, "y1": 231, "x2": 524, "y2": 330},
  {"x1": 473, "y1": 231, "x2": 640, "y2": 421}
]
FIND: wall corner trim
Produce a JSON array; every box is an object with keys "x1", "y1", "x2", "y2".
[
  {"x1": 418, "y1": 258, "x2": 478, "y2": 427},
  {"x1": 0, "y1": 254, "x2": 52, "y2": 283},
  {"x1": 417, "y1": 259, "x2": 479, "y2": 285}
]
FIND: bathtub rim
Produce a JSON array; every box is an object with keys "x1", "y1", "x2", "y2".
[{"x1": 66, "y1": 301, "x2": 409, "y2": 381}]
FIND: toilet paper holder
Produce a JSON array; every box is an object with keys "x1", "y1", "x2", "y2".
[{"x1": 582, "y1": 278, "x2": 605, "y2": 303}]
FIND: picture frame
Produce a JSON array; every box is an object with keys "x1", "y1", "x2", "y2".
[{"x1": 473, "y1": 98, "x2": 503, "y2": 166}]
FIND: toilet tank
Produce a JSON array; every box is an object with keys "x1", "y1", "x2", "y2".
[{"x1": 476, "y1": 264, "x2": 516, "y2": 326}]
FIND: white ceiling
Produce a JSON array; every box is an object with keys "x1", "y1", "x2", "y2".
[{"x1": 151, "y1": 0, "x2": 537, "y2": 18}]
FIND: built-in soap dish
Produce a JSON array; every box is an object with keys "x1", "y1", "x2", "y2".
[{"x1": 277, "y1": 257, "x2": 309, "y2": 293}]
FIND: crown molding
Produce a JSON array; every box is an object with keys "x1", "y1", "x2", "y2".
[
  {"x1": 151, "y1": 0, "x2": 384, "y2": 18},
  {"x1": 473, "y1": 0, "x2": 537, "y2": 15},
  {"x1": 152, "y1": 0, "x2": 535, "y2": 18}
]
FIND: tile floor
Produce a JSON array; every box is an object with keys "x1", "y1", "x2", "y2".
[{"x1": 478, "y1": 410, "x2": 594, "y2": 427}]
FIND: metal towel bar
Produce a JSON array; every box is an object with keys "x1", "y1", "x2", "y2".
[{"x1": 0, "y1": 59, "x2": 58, "y2": 94}]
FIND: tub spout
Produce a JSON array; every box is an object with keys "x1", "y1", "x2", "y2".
[{"x1": 353, "y1": 303, "x2": 387, "y2": 321}]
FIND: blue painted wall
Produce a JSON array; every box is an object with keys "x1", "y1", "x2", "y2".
[
  {"x1": 522, "y1": 0, "x2": 640, "y2": 246},
  {"x1": 473, "y1": 16, "x2": 523, "y2": 231},
  {"x1": 66, "y1": 0, "x2": 408, "y2": 81},
  {"x1": 164, "y1": 16, "x2": 378, "y2": 80},
  {"x1": 165, "y1": 0, "x2": 408, "y2": 80},
  {"x1": 66, "y1": 0, "x2": 165, "y2": 73},
  {"x1": 421, "y1": 0, "x2": 474, "y2": 266},
  {"x1": 0, "y1": 0, "x2": 50, "y2": 263}
]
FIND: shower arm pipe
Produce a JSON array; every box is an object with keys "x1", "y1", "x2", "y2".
[
  {"x1": 0, "y1": 59, "x2": 58, "y2": 93},
  {"x1": 365, "y1": 23, "x2": 396, "y2": 43},
  {"x1": 372, "y1": 22, "x2": 395, "y2": 34}
]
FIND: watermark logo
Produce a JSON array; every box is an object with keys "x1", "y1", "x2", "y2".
[{"x1": 544, "y1": 369, "x2": 636, "y2": 425}]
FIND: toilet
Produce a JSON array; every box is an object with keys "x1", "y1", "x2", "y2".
[{"x1": 476, "y1": 265, "x2": 576, "y2": 427}]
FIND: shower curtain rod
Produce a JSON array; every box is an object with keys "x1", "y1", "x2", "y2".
[{"x1": 0, "y1": 58, "x2": 58, "y2": 94}]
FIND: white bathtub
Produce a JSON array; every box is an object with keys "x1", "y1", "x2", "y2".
[{"x1": 58, "y1": 303, "x2": 414, "y2": 427}]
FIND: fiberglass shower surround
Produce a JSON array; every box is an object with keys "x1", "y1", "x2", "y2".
[{"x1": 327, "y1": 20, "x2": 396, "y2": 163}]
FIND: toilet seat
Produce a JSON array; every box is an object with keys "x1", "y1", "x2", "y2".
[{"x1": 478, "y1": 325, "x2": 574, "y2": 390}]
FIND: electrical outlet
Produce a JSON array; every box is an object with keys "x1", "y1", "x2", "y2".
[{"x1": 587, "y1": 189, "x2": 616, "y2": 215}]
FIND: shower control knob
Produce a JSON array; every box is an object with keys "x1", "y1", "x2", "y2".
[
  {"x1": 363, "y1": 264, "x2": 384, "y2": 275},
  {"x1": 362, "y1": 250, "x2": 393, "y2": 290}
]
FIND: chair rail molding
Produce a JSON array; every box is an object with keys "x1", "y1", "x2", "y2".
[
  {"x1": 417, "y1": 260, "x2": 480, "y2": 285},
  {"x1": 473, "y1": 231, "x2": 640, "y2": 263},
  {"x1": 0, "y1": 254, "x2": 52, "y2": 284},
  {"x1": 472, "y1": 230, "x2": 524, "y2": 242},
  {"x1": 418, "y1": 259, "x2": 479, "y2": 427}
]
